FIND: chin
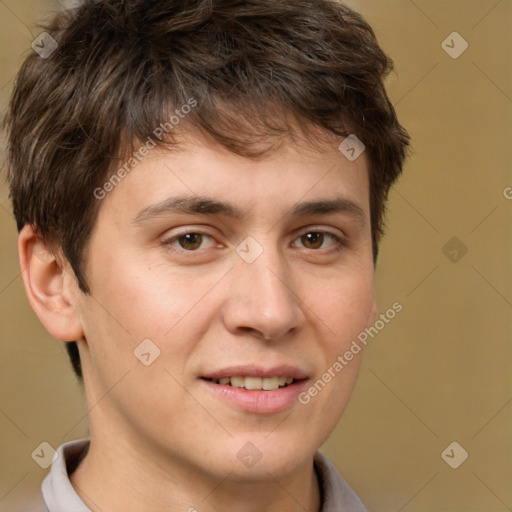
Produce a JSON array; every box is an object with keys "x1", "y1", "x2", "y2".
[{"x1": 213, "y1": 432, "x2": 318, "y2": 480}]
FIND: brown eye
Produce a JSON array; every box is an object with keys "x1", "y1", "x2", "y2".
[
  {"x1": 300, "y1": 232, "x2": 324, "y2": 249},
  {"x1": 162, "y1": 231, "x2": 219, "y2": 253},
  {"x1": 293, "y1": 231, "x2": 345, "y2": 253},
  {"x1": 177, "y1": 233, "x2": 203, "y2": 250}
]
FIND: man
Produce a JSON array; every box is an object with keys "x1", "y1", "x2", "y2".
[{"x1": 4, "y1": 0, "x2": 409, "y2": 510}]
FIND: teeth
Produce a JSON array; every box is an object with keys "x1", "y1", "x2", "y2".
[
  {"x1": 244, "y1": 377, "x2": 262, "y2": 390},
  {"x1": 230, "y1": 376, "x2": 245, "y2": 388},
  {"x1": 262, "y1": 377, "x2": 279, "y2": 390},
  {"x1": 212, "y1": 376, "x2": 295, "y2": 390}
]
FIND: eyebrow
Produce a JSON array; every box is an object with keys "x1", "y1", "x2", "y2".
[{"x1": 131, "y1": 194, "x2": 366, "y2": 226}]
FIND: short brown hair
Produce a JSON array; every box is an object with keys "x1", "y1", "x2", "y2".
[{"x1": 3, "y1": 0, "x2": 409, "y2": 380}]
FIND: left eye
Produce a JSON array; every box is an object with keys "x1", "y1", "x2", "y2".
[
  {"x1": 293, "y1": 232, "x2": 343, "y2": 250},
  {"x1": 164, "y1": 232, "x2": 217, "y2": 251}
]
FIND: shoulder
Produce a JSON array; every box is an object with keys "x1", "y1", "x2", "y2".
[{"x1": 314, "y1": 451, "x2": 368, "y2": 512}]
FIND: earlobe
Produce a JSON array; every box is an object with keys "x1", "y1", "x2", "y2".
[{"x1": 18, "y1": 225, "x2": 84, "y2": 342}]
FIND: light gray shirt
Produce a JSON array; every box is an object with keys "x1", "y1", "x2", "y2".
[{"x1": 32, "y1": 438, "x2": 366, "y2": 511}]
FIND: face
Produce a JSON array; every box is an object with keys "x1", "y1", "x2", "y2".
[{"x1": 72, "y1": 133, "x2": 376, "y2": 481}]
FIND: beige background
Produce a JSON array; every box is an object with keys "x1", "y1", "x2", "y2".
[{"x1": 0, "y1": 1, "x2": 510, "y2": 511}]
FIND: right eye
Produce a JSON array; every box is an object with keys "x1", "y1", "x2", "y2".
[{"x1": 162, "y1": 231, "x2": 219, "y2": 252}]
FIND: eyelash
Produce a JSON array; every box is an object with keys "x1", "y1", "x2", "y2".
[{"x1": 161, "y1": 229, "x2": 346, "y2": 255}]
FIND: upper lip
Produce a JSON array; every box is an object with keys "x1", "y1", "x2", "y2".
[{"x1": 201, "y1": 365, "x2": 308, "y2": 380}]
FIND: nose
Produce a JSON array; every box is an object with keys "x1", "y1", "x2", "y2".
[{"x1": 221, "y1": 246, "x2": 306, "y2": 340}]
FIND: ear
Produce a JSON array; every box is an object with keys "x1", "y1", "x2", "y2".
[{"x1": 18, "y1": 225, "x2": 84, "y2": 341}]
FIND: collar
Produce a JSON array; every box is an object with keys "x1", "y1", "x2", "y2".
[{"x1": 42, "y1": 438, "x2": 366, "y2": 512}]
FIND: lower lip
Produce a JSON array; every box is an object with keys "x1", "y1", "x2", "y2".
[{"x1": 200, "y1": 378, "x2": 308, "y2": 414}]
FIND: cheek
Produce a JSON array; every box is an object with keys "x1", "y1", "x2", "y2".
[
  {"x1": 307, "y1": 270, "x2": 375, "y2": 347},
  {"x1": 303, "y1": 277, "x2": 371, "y2": 427},
  {"x1": 88, "y1": 254, "x2": 199, "y2": 338},
  {"x1": 82, "y1": 255, "x2": 225, "y2": 384}
]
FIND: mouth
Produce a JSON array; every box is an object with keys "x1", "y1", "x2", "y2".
[
  {"x1": 202, "y1": 376, "x2": 296, "y2": 391},
  {"x1": 199, "y1": 365, "x2": 309, "y2": 413}
]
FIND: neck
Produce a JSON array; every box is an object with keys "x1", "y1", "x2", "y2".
[{"x1": 70, "y1": 434, "x2": 321, "y2": 512}]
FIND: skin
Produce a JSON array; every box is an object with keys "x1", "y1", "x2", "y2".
[{"x1": 19, "y1": 131, "x2": 376, "y2": 512}]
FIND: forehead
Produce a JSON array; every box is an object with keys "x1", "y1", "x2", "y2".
[{"x1": 97, "y1": 133, "x2": 370, "y2": 226}]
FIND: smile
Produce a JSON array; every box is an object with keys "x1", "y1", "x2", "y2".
[{"x1": 204, "y1": 376, "x2": 295, "y2": 390}]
